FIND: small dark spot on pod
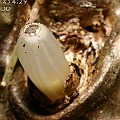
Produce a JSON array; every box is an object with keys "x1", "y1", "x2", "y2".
[
  {"x1": 38, "y1": 45, "x2": 39, "y2": 48},
  {"x1": 23, "y1": 44, "x2": 25, "y2": 47},
  {"x1": 25, "y1": 52, "x2": 27, "y2": 53}
]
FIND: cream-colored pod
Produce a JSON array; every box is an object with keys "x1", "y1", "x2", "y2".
[{"x1": 17, "y1": 23, "x2": 70, "y2": 102}]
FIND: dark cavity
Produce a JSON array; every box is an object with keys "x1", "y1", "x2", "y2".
[{"x1": 25, "y1": 24, "x2": 39, "y2": 35}]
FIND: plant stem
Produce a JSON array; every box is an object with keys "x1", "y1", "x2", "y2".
[
  {"x1": 1, "y1": 45, "x2": 18, "y2": 87},
  {"x1": 27, "y1": 0, "x2": 45, "y2": 24}
]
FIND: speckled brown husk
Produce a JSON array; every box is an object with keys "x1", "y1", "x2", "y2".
[{"x1": 2, "y1": 0, "x2": 120, "y2": 120}]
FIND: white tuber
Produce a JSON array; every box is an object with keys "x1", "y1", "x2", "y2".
[{"x1": 17, "y1": 23, "x2": 70, "y2": 102}]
